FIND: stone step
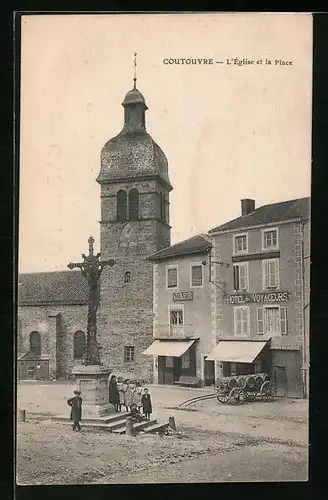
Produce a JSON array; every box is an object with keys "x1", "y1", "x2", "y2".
[
  {"x1": 52, "y1": 412, "x2": 131, "y2": 425},
  {"x1": 112, "y1": 419, "x2": 157, "y2": 435},
  {"x1": 142, "y1": 422, "x2": 170, "y2": 434}
]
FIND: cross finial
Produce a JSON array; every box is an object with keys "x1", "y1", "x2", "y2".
[
  {"x1": 88, "y1": 235, "x2": 95, "y2": 256},
  {"x1": 133, "y1": 52, "x2": 137, "y2": 89}
]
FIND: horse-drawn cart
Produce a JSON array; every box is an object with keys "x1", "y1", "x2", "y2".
[{"x1": 216, "y1": 373, "x2": 276, "y2": 405}]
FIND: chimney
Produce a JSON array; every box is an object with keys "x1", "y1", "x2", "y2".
[{"x1": 241, "y1": 199, "x2": 255, "y2": 216}]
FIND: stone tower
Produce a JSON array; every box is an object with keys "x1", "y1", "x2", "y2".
[{"x1": 96, "y1": 77, "x2": 173, "y2": 381}]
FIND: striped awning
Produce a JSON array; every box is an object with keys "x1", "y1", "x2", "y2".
[
  {"x1": 142, "y1": 340, "x2": 196, "y2": 357},
  {"x1": 206, "y1": 341, "x2": 267, "y2": 363}
]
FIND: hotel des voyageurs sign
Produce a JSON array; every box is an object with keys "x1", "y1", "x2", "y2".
[{"x1": 225, "y1": 291, "x2": 291, "y2": 305}]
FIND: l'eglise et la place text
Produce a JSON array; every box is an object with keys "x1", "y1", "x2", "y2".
[{"x1": 227, "y1": 58, "x2": 293, "y2": 66}]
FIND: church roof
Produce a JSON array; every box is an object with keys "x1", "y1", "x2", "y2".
[
  {"x1": 147, "y1": 234, "x2": 212, "y2": 262},
  {"x1": 97, "y1": 85, "x2": 172, "y2": 191},
  {"x1": 209, "y1": 197, "x2": 310, "y2": 233},
  {"x1": 18, "y1": 271, "x2": 88, "y2": 306},
  {"x1": 98, "y1": 130, "x2": 172, "y2": 189}
]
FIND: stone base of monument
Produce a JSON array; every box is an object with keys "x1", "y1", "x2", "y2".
[{"x1": 52, "y1": 364, "x2": 116, "y2": 423}]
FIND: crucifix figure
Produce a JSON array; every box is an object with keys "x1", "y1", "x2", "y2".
[{"x1": 68, "y1": 236, "x2": 115, "y2": 365}]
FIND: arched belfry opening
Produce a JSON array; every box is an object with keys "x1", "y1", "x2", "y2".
[{"x1": 129, "y1": 188, "x2": 139, "y2": 221}]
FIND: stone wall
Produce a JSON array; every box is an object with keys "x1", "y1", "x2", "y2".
[{"x1": 18, "y1": 304, "x2": 88, "y2": 378}]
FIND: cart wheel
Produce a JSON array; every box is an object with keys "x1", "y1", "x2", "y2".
[
  {"x1": 260, "y1": 381, "x2": 275, "y2": 401},
  {"x1": 217, "y1": 392, "x2": 229, "y2": 404},
  {"x1": 229, "y1": 387, "x2": 245, "y2": 405},
  {"x1": 245, "y1": 391, "x2": 257, "y2": 401}
]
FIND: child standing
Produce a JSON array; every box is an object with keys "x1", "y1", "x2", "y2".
[
  {"x1": 67, "y1": 389, "x2": 82, "y2": 431},
  {"x1": 117, "y1": 377, "x2": 125, "y2": 412},
  {"x1": 141, "y1": 388, "x2": 152, "y2": 421},
  {"x1": 123, "y1": 379, "x2": 133, "y2": 412},
  {"x1": 133, "y1": 381, "x2": 143, "y2": 413}
]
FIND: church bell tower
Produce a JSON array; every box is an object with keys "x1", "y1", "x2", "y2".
[{"x1": 96, "y1": 55, "x2": 173, "y2": 380}]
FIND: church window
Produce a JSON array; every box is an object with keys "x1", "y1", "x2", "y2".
[
  {"x1": 124, "y1": 346, "x2": 135, "y2": 362},
  {"x1": 159, "y1": 193, "x2": 166, "y2": 222},
  {"x1": 74, "y1": 330, "x2": 85, "y2": 359},
  {"x1": 124, "y1": 271, "x2": 132, "y2": 284},
  {"x1": 117, "y1": 190, "x2": 127, "y2": 221},
  {"x1": 128, "y1": 188, "x2": 139, "y2": 221},
  {"x1": 29, "y1": 331, "x2": 41, "y2": 356}
]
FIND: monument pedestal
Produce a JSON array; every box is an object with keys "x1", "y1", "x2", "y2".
[{"x1": 71, "y1": 364, "x2": 115, "y2": 418}]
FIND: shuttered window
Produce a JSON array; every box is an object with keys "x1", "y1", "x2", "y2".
[
  {"x1": 262, "y1": 259, "x2": 279, "y2": 289},
  {"x1": 234, "y1": 307, "x2": 250, "y2": 336},
  {"x1": 166, "y1": 267, "x2": 178, "y2": 288},
  {"x1": 233, "y1": 263, "x2": 248, "y2": 291},
  {"x1": 128, "y1": 189, "x2": 139, "y2": 221},
  {"x1": 191, "y1": 265, "x2": 203, "y2": 287},
  {"x1": 257, "y1": 306, "x2": 288, "y2": 335}
]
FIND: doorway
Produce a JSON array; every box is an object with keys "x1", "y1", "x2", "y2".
[
  {"x1": 273, "y1": 365, "x2": 287, "y2": 397},
  {"x1": 173, "y1": 357, "x2": 182, "y2": 382},
  {"x1": 204, "y1": 358, "x2": 215, "y2": 385}
]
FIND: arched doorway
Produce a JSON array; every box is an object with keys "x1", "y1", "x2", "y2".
[{"x1": 29, "y1": 331, "x2": 41, "y2": 356}]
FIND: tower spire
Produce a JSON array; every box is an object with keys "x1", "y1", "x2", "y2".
[{"x1": 133, "y1": 52, "x2": 137, "y2": 89}]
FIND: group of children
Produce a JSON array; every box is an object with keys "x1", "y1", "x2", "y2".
[
  {"x1": 108, "y1": 375, "x2": 153, "y2": 422},
  {"x1": 67, "y1": 376, "x2": 153, "y2": 432}
]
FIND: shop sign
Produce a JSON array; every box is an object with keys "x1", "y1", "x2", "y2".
[
  {"x1": 225, "y1": 291, "x2": 291, "y2": 305},
  {"x1": 173, "y1": 291, "x2": 193, "y2": 301}
]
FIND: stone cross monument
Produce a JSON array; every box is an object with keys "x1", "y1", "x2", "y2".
[{"x1": 67, "y1": 236, "x2": 116, "y2": 418}]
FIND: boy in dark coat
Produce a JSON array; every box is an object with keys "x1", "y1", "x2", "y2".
[
  {"x1": 108, "y1": 374, "x2": 120, "y2": 411},
  {"x1": 141, "y1": 388, "x2": 152, "y2": 420},
  {"x1": 67, "y1": 389, "x2": 82, "y2": 431}
]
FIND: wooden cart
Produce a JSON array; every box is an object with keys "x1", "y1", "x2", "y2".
[{"x1": 216, "y1": 373, "x2": 276, "y2": 405}]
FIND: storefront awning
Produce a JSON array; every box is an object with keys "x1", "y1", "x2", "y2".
[
  {"x1": 206, "y1": 341, "x2": 267, "y2": 363},
  {"x1": 142, "y1": 340, "x2": 196, "y2": 357}
]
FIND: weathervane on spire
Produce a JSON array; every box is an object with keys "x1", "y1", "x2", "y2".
[{"x1": 133, "y1": 52, "x2": 137, "y2": 89}]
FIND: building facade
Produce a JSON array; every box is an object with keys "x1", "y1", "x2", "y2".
[
  {"x1": 18, "y1": 80, "x2": 173, "y2": 382},
  {"x1": 144, "y1": 197, "x2": 310, "y2": 397},
  {"x1": 144, "y1": 235, "x2": 213, "y2": 387},
  {"x1": 208, "y1": 197, "x2": 310, "y2": 398}
]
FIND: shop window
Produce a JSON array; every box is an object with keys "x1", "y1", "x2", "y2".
[
  {"x1": 262, "y1": 228, "x2": 278, "y2": 250},
  {"x1": 169, "y1": 307, "x2": 184, "y2": 325},
  {"x1": 124, "y1": 346, "x2": 135, "y2": 362},
  {"x1": 233, "y1": 233, "x2": 248, "y2": 255},
  {"x1": 166, "y1": 266, "x2": 178, "y2": 288},
  {"x1": 262, "y1": 258, "x2": 280, "y2": 289},
  {"x1": 74, "y1": 330, "x2": 85, "y2": 359},
  {"x1": 234, "y1": 306, "x2": 250, "y2": 336},
  {"x1": 233, "y1": 263, "x2": 249, "y2": 291},
  {"x1": 128, "y1": 189, "x2": 139, "y2": 221},
  {"x1": 257, "y1": 306, "x2": 288, "y2": 335},
  {"x1": 117, "y1": 190, "x2": 127, "y2": 221},
  {"x1": 181, "y1": 350, "x2": 190, "y2": 369},
  {"x1": 165, "y1": 356, "x2": 174, "y2": 368},
  {"x1": 29, "y1": 331, "x2": 41, "y2": 355},
  {"x1": 124, "y1": 271, "x2": 132, "y2": 284},
  {"x1": 191, "y1": 264, "x2": 203, "y2": 287}
]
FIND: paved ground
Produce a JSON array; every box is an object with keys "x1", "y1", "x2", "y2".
[
  {"x1": 17, "y1": 380, "x2": 308, "y2": 445},
  {"x1": 16, "y1": 381, "x2": 308, "y2": 485}
]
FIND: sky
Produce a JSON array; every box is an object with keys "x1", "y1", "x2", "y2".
[{"x1": 18, "y1": 13, "x2": 312, "y2": 273}]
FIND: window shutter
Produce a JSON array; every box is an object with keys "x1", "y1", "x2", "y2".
[
  {"x1": 257, "y1": 308, "x2": 264, "y2": 334},
  {"x1": 280, "y1": 307, "x2": 288, "y2": 335},
  {"x1": 275, "y1": 260, "x2": 280, "y2": 288},
  {"x1": 263, "y1": 261, "x2": 269, "y2": 289},
  {"x1": 192, "y1": 265, "x2": 203, "y2": 286},
  {"x1": 246, "y1": 307, "x2": 250, "y2": 335},
  {"x1": 167, "y1": 268, "x2": 177, "y2": 288},
  {"x1": 241, "y1": 263, "x2": 248, "y2": 290},
  {"x1": 233, "y1": 265, "x2": 239, "y2": 290}
]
